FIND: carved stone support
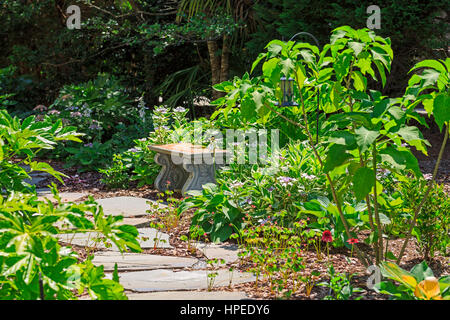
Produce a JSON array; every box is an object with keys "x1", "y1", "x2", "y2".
[
  {"x1": 154, "y1": 153, "x2": 189, "y2": 192},
  {"x1": 182, "y1": 162, "x2": 218, "y2": 195}
]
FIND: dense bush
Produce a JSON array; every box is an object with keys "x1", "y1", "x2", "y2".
[
  {"x1": 33, "y1": 74, "x2": 154, "y2": 171},
  {"x1": 398, "y1": 179, "x2": 450, "y2": 260},
  {"x1": 181, "y1": 26, "x2": 449, "y2": 270}
]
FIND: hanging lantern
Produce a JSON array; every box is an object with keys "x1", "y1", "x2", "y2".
[{"x1": 279, "y1": 76, "x2": 298, "y2": 106}]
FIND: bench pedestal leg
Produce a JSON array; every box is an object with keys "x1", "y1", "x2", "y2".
[
  {"x1": 154, "y1": 153, "x2": 189, "y2": 192},
  {"x1": 182, "y1": 163, "x2": 217, "y2": 195}
]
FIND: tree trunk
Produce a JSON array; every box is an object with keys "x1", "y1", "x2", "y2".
[
  {"x1": 220, "y1": 35, "x2": 230, "y2": 83},
  {"x1": 207, "y1": 40, "x2": 221, "y2": 100}
]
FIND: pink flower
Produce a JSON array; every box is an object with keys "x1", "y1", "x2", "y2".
[
  {"x1": 347, "y1": 238, "x2": 359, "y2": 245},
  {"x1": 70, "y1": 111, "x2": 82, "y2": 117},
  {"x1": 48, "y1": 109, "x2": 60, "y2": 115},
  {"x1": 322, "y1": 230, "x2": 333, "y2": 243},
  {"x1": 33, "y1": 105, "x2": 47, "y2": 111}
]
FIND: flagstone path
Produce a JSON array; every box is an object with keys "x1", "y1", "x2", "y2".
[{"x1": 33, "y1": 175, "x2": 253, "y2": 300}]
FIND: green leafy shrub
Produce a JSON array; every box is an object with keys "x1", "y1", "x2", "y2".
[
  {"x1": 210, "y1": 26, "x2": 446, "y2": 268},
  {"x1": 0, "y1": 108, "x2": 141, "y2": 299},
  {"x1": 65, "y1": 141, "x2": 115, "y2": 173},
  {"x1": 0, "y1": 190, "x2": 141, "y2": 300},
  {"x1": 47, "y1": 73, "x2": 146, "y2": 142},
  {"x1": 35, "y1": 74, "x2": 154, "y2": 171},
  {"x1": 0, "y1": 109, "x2": 82, "y2": 193},
  {"x1": 398, "y1": 179, "x2": 450, "y2": 260},
  {"x1": 318, "y1": 264, "x2": 363, "y2": 300},
  {"x1": 100, "y1": 105, "x2": 195, "y2": 188}
]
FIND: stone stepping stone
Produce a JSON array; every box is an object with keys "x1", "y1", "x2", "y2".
[
  {"x1": 92, "y1": 252, "x2": 197, "y2": 271},
  {"x1": 194, "y1": 242, "x2": 239, "y2": 264},
  {"x1": 120, "y1": 217, "x2": 149, "y2": 228},
  {"x1": 114, "y1": 269, "x2": 255, "y2": 292},
  {"x1": 36, "y1": 189, "x2": 87, "y2": 203},
  {"x1": 24, "y1": 176, "x2": 48, "y2": 186},
  {"x1": 57, "y1": 227, "x2": 172, "y2": 250},
  {"x1": 94, "y1": 196, "x2": 166, "y2": 217},
  {"x1": 127, "y1": 291, "x2": 250, "y2": 300}
]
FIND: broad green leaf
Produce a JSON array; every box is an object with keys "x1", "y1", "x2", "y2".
[
  {"x1": 241, "y1": 96, "x2": 256, "y2": 120},
  {"x1": 262, "y1": 58, "x2": 281, "y2": 84},
  {"x1": 410, "y1": 59, "x2": 447, "y2": 74},
  {"x1": 397, "y1": 126, "x2": 423, "y2": 143},
  {"x1": 351, "y1": 71, "x2": 367, "y2": 91},
  {"x1": 379, "y1": 147, "x2": 421, "y2": 177},
  {"x1": 251, "y1": 53, "x2": 266, "y2": 74},
  {"x1": 352, "y1": 167, "x2": 375, "y2": 201},
  {"x1": 334, "y1": 52, "x2": 352, "y2": 80},
  {"x1": 410, "y1": 261, "x2": 434, "y2": 283},
  {"x1": 326, "y1": 131, "x2": 356, "y2": 147},
  {"x1": 330, "y1": 29, "x2": 348, "y2": 44},
  {"x1": 433, "y1": 94, "x2": 450, "y2": 131},
  {"x1": 374, "y1": 60, "x2": 386, "y2": 87},
  {"x1": 280, "y1": 58, "x2": 295, "y2": 76},
  {"x1": 355, "y1": 126, "x2": 379, "y2": 152},
  {"x1": 266, "y1": 40, "x2": 284, "y2": 57},
  {"x1": 420, "y1": 69, "x2": 441, "y2": 87},
  {"x1": 323, "y1": 144, "x2": 353, "y2": 173},
  {"x1": 348, "y1": 41, "x2": 365, "y2": 56}
]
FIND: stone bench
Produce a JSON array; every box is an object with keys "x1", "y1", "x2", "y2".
[{"x1": 148, "y1": 143, "x2": 229, "y2": 195}]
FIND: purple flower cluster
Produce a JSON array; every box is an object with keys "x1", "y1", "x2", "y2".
[{"x1": 276, "y1": 176, "x2": 297, "y2": 187}]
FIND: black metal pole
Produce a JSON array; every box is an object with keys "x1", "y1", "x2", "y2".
[{"x1": 39, "y1": 272, "x2": 45, "y2": 300}]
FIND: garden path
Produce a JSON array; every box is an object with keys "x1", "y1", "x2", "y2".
[{"x1": 33, "y1": 172, "x2": 253, "y2": 300}]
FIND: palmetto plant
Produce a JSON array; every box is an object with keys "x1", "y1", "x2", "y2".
[{"x1": 177, "y1": 0, "x2": 257, "y2": 99}]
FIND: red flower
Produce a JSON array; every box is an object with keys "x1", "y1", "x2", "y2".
[
  {"x1": 347, "y1": 238, "x2": 359, "y2": 245},
  {"x1": 322, "y1": 230, "x2": 333, "y2": 243}
]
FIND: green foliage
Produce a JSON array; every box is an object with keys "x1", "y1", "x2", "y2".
[
  {"x1": 35, "y1": 74, "x2": 154, "y2": 171},
  {"x1": 234, "y1": 219, "x2": 306, "y2": 298},
  {"x1": 100, "y1": 105, "x2": 190, "y2": 189},
  {"x1": 0, "y1": 191, "x2": 140, "y2": 300},
  {"x1": 318, "y1": 264, "x2": 363, "y2": 300},
  {"x1": 247, "y1": 0, "x2": 448, "y2": 95},
  {"x1": 0, "y1": 109, "x2": 82, "y2": 193},
  {"x1": 183, "y1": 183, "x2": 245, "y2": 243},
  {"x1": 181, "y1": 140, "x2": 327, "y2": 242},
  {"x1": 406, "y1": 57, "x2": 450, "y2": 133},
  {"x1": 140, "y1": 12, "x2": 241, "y2": 55},
  {"x1": 374, "y1": 261, "x2": 450, "y2": 300},
  {"x1": 0, "y1": 108, "x2": 140, "y2": 299},
  {"x1": 211, "y1": 27, "x2": 429, "y2": 261},
  {"x1": 398, "y1": 179, "x2": 450, "y2": 260},
  {"x1": 65, "y1": 141, "x2": 115, "y2": 172},
  {"x1": 48, "y1": 74, "x2": 144, "y2": 143}
]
